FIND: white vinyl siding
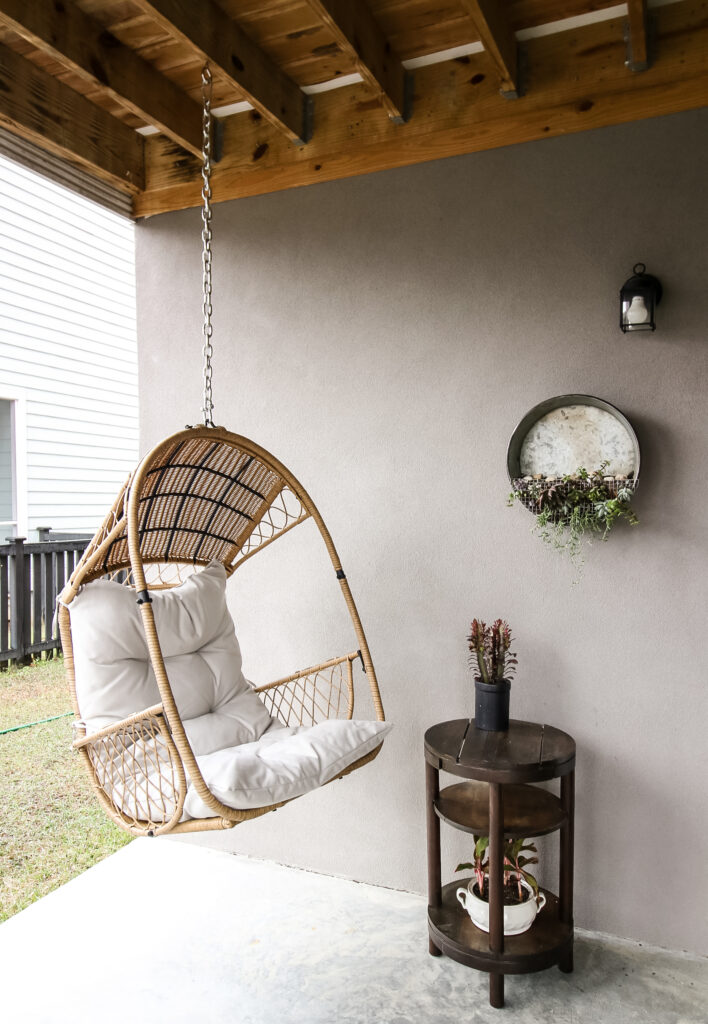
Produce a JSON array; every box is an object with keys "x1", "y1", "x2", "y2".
[
  {"x1": 0, "y1": 153, "x2": 137, "y2": 537},
  {"x1": 0, "y1": 127, "x2": 134, "y2": 218}
]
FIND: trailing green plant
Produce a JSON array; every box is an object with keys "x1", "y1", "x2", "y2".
[
  {"x1": 508, "y1": 462, "x2": 638, "y2": 568},
  {"x1": 467, "y1": 619, "x2": 517, "y2": 683},
  {"x1": 456, "y1": 834, "x2": 540, "y2": 904}
]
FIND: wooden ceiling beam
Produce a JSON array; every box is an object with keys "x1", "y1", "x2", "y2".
[
  {"x1": 134, "y1": 0, "x2": 708, "y2": 218},
  {"x1": 302, "y1": 0, "x2": 409, "y2": 122},
  {"x1": 0, "y1": 39, "x2": 143, "y2": 191},
  {"x1": 132, "y1": 0, "x2": 310, "y2": 146},
  {"x1": 0, "y1": 0, "x2": 204, "y2": 158},
  {"x1": 626, "y1": 0, "x2": 650, "y2": 72},
  {"x1": 459, "y1": 0, "x2": 519, "y2": 97}
]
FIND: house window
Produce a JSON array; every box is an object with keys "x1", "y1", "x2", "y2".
[{"x1": 0, "y1": 398, "x2": 15, "y2": 537}]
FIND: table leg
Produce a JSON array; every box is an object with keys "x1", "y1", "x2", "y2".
[
  {"x1": 488, "y1": 781, "x2": 504, "y2": 1008},
  {"x1": 425, "y1": 760, "x2": 442, "y2": 956},
  {"x1": 559, "y1": 769, "x2": 575, "y2": 973},
  {"x1": 489, "y1": 973, "x2": 504, "y2": 1008}
]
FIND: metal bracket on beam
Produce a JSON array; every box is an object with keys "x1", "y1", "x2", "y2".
[
  {"x1": 294, "y1": 95, "x2": 314, "y2": 147},
  {"x1": 624, "y1": 15, "x2": 653, "y2": 73},
  {"x1": 390, "y1": 70, "x2": 415, "y2": 124},
  {"x1": 500, "y1": 44, "x2": 525, "y2": 100},
  {"x1": 212, "y1": 117, "x2": 225, "y2": 163}
]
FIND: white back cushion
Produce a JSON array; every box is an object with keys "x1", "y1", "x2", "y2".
[{"x1": 69, "y1": 561, "x2": 273, "y2": 754}]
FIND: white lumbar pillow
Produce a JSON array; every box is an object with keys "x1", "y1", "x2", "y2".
[{"x1": 69, "y1": 560, "x2": 273, "y2": 753}]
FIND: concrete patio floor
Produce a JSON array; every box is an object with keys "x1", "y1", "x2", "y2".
[{"x1": 0, "y1": 839, "x2": 705, "y2": 1024}]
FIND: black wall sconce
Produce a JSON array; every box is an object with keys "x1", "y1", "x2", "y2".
[{"x1": 620, "y1": 263, "x2": 662, "y2": 332}]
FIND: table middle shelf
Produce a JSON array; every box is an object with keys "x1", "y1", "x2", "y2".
[{"x1": 435, "y1": 780, "x2": 566, "y2": 837}]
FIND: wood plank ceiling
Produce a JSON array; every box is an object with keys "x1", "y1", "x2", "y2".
[{"x1": 0, "y1": 0, "x2": 705, "y2": 218}]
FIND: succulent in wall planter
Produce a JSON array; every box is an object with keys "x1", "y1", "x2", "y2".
[
  {"x1": 467, "y1": 619, "x2": 517, "y2": 732},
  {"x1": 508, "y1": 462, "x2": 639, "y2": 569},
  {"x1": 506, "y1": 395, "x2": 642, "y2": 579},
  {"x1": 455, "y1": 835, "x2": 546, "y2": 936}
]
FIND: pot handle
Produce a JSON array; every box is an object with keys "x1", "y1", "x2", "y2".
[
  {"x1": 456, "y1": 887, "x2": 469, "y2": 910},
  {"x1": 536, "y1": 891, "x2": 547, "y2": 912}
]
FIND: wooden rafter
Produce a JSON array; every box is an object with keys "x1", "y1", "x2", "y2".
[
  {"x1": 626, "y1": 0, "x2": 650, "y2": 72},
  {"x1": 0, "y1": 0, "x2": 204, "y2": 158},
  {"x1": 134, "y1": 0, "x2": 708, "y2": 217},
  {"x1": 303, "y1": 0, "x2": 409, "y2": 122},
  {"x1": 0, "y1": 39, "x2": 143, "y2": 191},
  {"x1": 0, "y1": 0, "x2": 704, "y2": 213},
  {"x1": 460, "y1": 0, "x2": 519, "y2": 97},
  {"x1": 131, "y1": 0, "x2": 310, "y2": 146}
]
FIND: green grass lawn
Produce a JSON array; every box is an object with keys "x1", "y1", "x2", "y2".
[{"x1": 0, "y1": 658, "x2": 131, "y2": 922}]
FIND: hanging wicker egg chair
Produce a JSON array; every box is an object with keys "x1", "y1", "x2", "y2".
[
  {"x1": 57, "y1": 67, "x2": 387, "y2": 838},
  {"x1": 58, "y1": 425, "x2": 386, "y2": 837}
]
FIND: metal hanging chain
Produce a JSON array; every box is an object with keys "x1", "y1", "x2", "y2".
[{"x1": 200, "y1": 64, "x2": 215, "y2": 427}]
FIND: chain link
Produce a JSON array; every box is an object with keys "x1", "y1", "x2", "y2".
[{"x1": 200, "y1": 64, "x2": 215, "y2": 427}]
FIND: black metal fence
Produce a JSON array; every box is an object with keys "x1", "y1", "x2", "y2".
[{"x1": 0, "y1": 536, "x2": 90, "y2": 667}]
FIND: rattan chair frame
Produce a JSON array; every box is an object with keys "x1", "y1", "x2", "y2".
[{"x1": 59, "y1": 426, "x2": 385, "y2": 837}]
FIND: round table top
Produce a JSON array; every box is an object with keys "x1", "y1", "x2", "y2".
[{"x1": 424, "y1": 719, "x2": 575, "y2": 783}]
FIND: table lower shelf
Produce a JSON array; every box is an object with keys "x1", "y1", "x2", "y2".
[{"x1": 428, "y1": 880, "x2": 573, "y2": 975}]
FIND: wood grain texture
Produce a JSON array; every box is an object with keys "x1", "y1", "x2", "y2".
[
  {"x1": 436, "y1": 781, "x2": 566, "y2": 837},
  {"x1": 0, "y1": 37, "x2": 143, "y2": 190},
  {"x1": 135, "y1": 1, "x2": 708, "y2": 217},
  {"x1": 30, "y1": 0, "x2": 652, "y2": 103},
  {"x1": 0, "y1": 0, "x2": 203, "y2": 155},
  {"x1": 424, "y1": 719, "x2": 575, "y2": 783},
  {"x1": 459, "y1": 0, "x2": 518, "y2": 95},
  {"x1": 303, "y1": 0, "x2": 407, "y2": 120},
  {"x1": 458, "y1": 721, "x2": 575, "y2": 778},
  {"x1": 131, "y1": 0, "x2": 309, "y2": 143}
]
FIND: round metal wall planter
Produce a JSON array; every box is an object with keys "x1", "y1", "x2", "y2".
[{"x1": 506, "y1": 394, "x2": 641, "y2": 486}]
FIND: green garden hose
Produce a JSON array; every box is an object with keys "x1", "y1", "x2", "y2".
[{"x1": 0, "y1": 712, "x2": 73, "y2": 736}]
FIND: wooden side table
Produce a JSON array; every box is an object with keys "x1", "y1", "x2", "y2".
[{"x1": 424, "y1": 719, "x2": 576, "y2": 1009}]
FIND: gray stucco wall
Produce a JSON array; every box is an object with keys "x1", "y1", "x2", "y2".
[{"x1": 136, "y1": 109, "x2": 708, "y2": 955}]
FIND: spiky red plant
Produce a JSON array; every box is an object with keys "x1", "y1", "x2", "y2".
[{"x1": 467, "y1": 618, "x2": 517, "y2": 682}]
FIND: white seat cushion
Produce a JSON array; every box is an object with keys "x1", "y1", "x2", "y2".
[
  {"x1": 103, "y1": 718, "x2": 390, "y2": 822},
  {"x1": 185, "y1": 718, "x2": 391, "y2": 816}
]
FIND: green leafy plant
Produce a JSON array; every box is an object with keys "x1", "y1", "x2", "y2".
[
  {"x1": 508, "y1": 462, "x2": 638, "y2": 569},
  {"x1": 457, "y1": 834, "x2": 489, "y2": 897},
  {"x1": 456, "y1": 834, "x2": 540, "y2": 904},
  {"x1": 467, "y1": 619, "x2": 517, "y2": 683},
  {"x1": 504, "y1": 837, "x2": 540, "y2": 902}
]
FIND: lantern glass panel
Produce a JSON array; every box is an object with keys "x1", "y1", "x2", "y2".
[{"x1": 621, "y1": 288, "x2": 654, "y2": 331}]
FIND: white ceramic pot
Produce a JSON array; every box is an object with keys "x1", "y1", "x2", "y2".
[{"x1": 456, "y1": 878, "x2": 546, "y2": 936}]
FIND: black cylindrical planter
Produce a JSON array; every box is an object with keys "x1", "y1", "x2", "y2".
[{"x1": 474, "y1": 680, "x2": 511, "y2": 731}]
